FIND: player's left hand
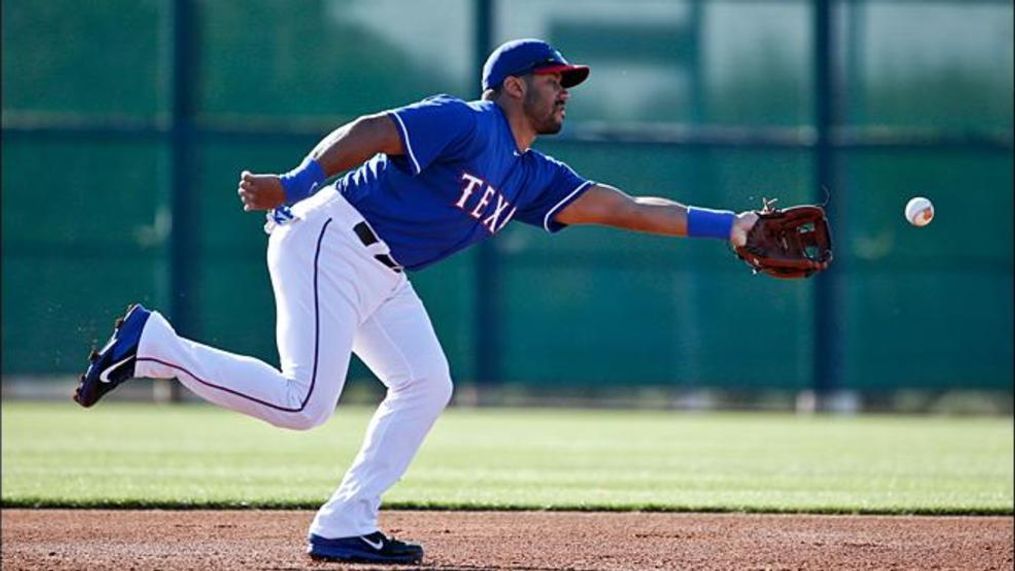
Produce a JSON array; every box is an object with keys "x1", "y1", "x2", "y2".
[
  {"x1": 732, "y1": 200, "x2": 833, "y2": 279},
  {"x1": 237, "y1": 171, "x2": 286, "y2": 211}
]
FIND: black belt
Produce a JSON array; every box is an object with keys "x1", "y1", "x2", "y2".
[{"x1": 352, "y1": 222, "x2": 402, "y2": 273}]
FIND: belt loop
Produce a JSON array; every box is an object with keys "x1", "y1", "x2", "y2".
[
  {"x1": 353, "y1": 222, "x2": 378, "y2": 246},
  {"x1": 352, "y1": 222, "x2": 402, "y2": 273}
]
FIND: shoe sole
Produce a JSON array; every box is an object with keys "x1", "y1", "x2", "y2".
[{"x1": 308, "y1": 551, "x2": 423, "y2": 564}]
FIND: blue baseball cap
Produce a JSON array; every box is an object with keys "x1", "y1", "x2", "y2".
[{"x1": 482, "y1": 39, "x2": 590, "y2": 91}]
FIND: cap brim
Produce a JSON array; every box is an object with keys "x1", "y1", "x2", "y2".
[{"x1": 533, "y1": 64, "x2": 590, "y2": 88}]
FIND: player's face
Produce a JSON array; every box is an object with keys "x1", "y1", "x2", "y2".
[{"x1": 523, "y1": 73, "x2": 569, "y2": 134}]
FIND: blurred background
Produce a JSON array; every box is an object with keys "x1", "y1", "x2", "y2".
[{"x1": 2, "y1": 0, "x2": 1012, "y2": 413}]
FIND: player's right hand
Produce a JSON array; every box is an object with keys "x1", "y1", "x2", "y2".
[{"x1": 237, "y1": 171, "x2": 286, "y2": 211}]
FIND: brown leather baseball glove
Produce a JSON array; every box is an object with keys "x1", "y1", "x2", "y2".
[{"x1": 733, "y1": 199, "x2": 832, "y2": 279}]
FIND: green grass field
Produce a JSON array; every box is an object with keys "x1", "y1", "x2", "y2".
[{"x1": 2, "y1": 402, "x2": 1012, "y2": 514}]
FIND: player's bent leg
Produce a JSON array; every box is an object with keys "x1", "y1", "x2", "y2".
[
  {"x1": 135, "y1": 309, "x2": 349, "y2": 430},
  {"x1": 133, "y1": 216, "x2": 364, "y2": 430},
  {"x1": 310, "y1": 280, "x2": 452, "y2": 543}
]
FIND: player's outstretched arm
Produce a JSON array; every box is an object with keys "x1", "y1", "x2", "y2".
[
  {"x1": 555, "y1": 183, "x2": 757, "y2": 246},
  {"x1": 237, "y1": 113, "x2": 404, "y2": 211}
]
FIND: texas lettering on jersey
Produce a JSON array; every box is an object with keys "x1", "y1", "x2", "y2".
[
  {"x1": 454, "y1": 172, "x2": 518, "y2": 234},
  {"x1": 334, "y1": 94, "x2": 594, "y2": 271}
]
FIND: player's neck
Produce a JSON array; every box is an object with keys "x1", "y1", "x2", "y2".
[{"x1": 495, "y1": 100, "x2": 537, "y2": 152}]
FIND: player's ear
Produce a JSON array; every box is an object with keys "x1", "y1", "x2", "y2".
[{"x1": 502, "y1": 75, "x2": 526, "y2": 100}]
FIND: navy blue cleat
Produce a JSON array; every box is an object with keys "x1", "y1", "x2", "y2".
[
  {"x1": 74, "y1": 304, "x2": 151, "y2": 408},
  {"x1": 307, "y1": 531, "x2": 424, "y2": 564}
]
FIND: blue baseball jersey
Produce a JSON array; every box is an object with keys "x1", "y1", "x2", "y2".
[{"x1": 334, "y1": 94, "x2": 594, "y2": 271}]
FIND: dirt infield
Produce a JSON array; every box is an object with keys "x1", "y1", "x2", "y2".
[{"x1": 2, "y1": 509, "x2": 1012, "y2": 570}]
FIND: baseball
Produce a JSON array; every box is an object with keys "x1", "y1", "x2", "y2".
[{"x1": 905, "y1": 196, "x2": 934, "y2": 227}]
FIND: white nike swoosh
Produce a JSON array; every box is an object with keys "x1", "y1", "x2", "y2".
[
  {"x1": 99, "y1": 355, "x2": 133, "y2": 384},
  {"x1": 360, "y1": 536, "x2": 384, "y2": 550}
]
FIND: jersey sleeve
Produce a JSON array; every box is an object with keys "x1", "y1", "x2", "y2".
[
  {"x1": 387, "y1": 95, "x2": 478, "y2": 176},
  {"x1": 514, "y1": 153, "x2": 594, "y2": 233}
]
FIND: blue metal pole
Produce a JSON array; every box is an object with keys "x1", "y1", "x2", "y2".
[
  {"x1": 169, "y1": 0, "x2": 198, "y2": 400},
  {"x1": 813, "y1": 0, "x2": 843, "y2": 408},
  {"x1": 473, "y1": 0, "x2": 500, "y2": 386}
]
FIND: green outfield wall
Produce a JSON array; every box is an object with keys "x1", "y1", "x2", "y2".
[{"x1": 3, "y1": 0, "x2": 1012, "y2": 392}]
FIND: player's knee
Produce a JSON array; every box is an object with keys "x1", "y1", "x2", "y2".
[
  {"x1": 278, "y1": 413, "x2": 325, "y2": 431},
  {"x1": 397, "y1": 362, "x2": 453, "y2": 410},
  {"x1": 430, "y1": 374, "x2": 454, "y2": 410},
  {"x1": 270, "y1": 405, "x2": 333, "y2": 431},
  {"x1": 422, "y1": 366, "x2": 454, "y2": 412}
]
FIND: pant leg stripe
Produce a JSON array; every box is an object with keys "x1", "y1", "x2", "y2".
[{"x1": 136, "y1": 217, "x2": 334, "y2": 413}]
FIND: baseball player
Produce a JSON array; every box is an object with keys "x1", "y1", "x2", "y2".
[{"x1": 75, "y1": 38, "x2": 821, "y2": 565}]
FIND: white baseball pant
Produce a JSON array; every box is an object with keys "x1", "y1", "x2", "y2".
[{"x1": 135, "y1": 187, "x2": 453, "y2": 538}]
